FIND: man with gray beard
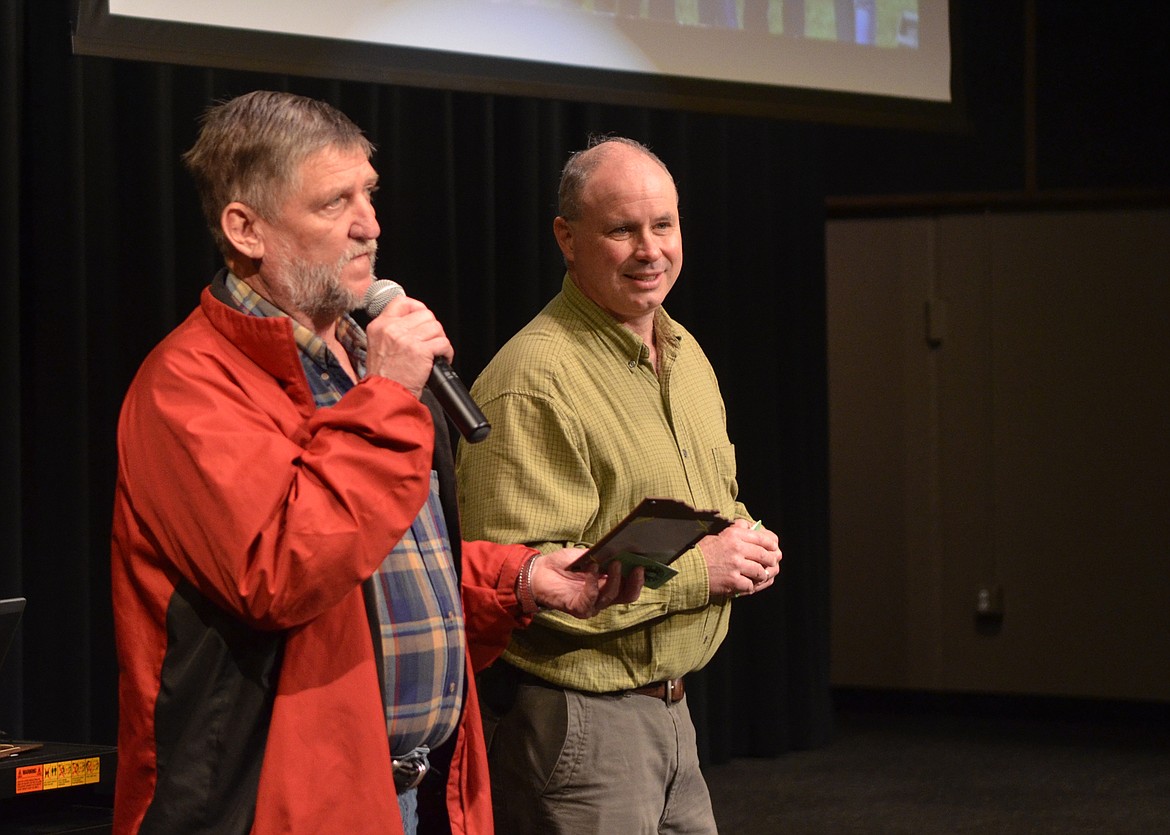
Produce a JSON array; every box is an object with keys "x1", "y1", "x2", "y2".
[{"x1": 109, "y1": 90, "x2": 642, "y2": 835}]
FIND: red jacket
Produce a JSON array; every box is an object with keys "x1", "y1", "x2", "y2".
[{"x1": 111, "y1": 279, "x2": 532, "y2": 834}]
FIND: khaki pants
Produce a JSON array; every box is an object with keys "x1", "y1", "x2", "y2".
[{"x1": 482, "y1": 678, "x2": 717, "y2": 835}]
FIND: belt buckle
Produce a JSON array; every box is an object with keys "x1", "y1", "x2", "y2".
[
  {"x1": 392, "y1": 746, "x2": 430, "y2": 793},
  {"x1": 662, "y1": 679, "x2": 674, "y2": 705}
]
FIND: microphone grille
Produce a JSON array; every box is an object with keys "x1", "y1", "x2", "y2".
[{"x1": 363, "y1": 279, "x2": 404, "y2": 317}]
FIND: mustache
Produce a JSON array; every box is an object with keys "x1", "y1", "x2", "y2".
[{"x1": 347, "y1": 240, "x2": 378, "y2": 263}]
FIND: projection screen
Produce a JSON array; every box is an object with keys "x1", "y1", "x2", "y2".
[{"x1": 72, "y1": 0, "x2": 956, "y2": 127}]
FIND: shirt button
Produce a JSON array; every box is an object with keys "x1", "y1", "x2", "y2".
[
  {"x1": 627, "y1": 360, "x2": 637, "y2": 370},
  {"x1": 321, "y1": 372, "x2": 330, "y2": 381},
  {"x1": 682, "y1": 449, "x2": 689, "y2": 458}
]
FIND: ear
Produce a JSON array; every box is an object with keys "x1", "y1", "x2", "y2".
[
  {"x1": 221, "y1": 201, "x2": 266, "y2": 261},
  {"x1": 553, "y1": 216, "x2": 574, "y2": 266}
]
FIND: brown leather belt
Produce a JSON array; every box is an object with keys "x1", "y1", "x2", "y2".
[{"x1": 628, "y1": 677, "x2": 685, "y2": 704}]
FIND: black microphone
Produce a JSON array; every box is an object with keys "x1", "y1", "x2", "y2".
[{"x1": 362, "y1": 279, "x2": 491, "y2": 443}]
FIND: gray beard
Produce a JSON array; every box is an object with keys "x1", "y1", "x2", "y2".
[{"x1": 277, "y1": 244, "x2": 376, "y2": 322}]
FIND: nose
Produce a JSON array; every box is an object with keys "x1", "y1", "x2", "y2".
[
  {"x1": 634, "y1": 231, "x2": 662, "y2": 261},
  {"x1": 352, "y1": 194, "x2": 380, "y2": 240}
]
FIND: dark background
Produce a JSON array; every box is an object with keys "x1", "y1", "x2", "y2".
[{"x1": 2, "y1": 0, "x2": 1167, "y2": 767}]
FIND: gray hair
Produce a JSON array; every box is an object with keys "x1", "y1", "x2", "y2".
[{"x1": 182, "y1": 90, "x2": 374, "y2": 257}]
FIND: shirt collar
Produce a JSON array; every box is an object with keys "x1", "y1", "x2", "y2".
[
  {"x1": 559, "y1": 273, "x2": 682, "y2": 368},
  {"x1": 224, "y1": 272, "x2": 368, "y2": 376}
]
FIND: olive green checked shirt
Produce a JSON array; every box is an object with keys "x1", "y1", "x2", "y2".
[{"x1": 456, "y1": 275, "x2": 751, "y2": 692}]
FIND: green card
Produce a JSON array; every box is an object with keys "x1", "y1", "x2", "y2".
[{"x1": 613, "y1": 551, "x2": 681, "y2": 589}]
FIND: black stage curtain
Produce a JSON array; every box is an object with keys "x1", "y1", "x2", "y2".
[{"x1": 2, "y1": 0, "x2": 832, "y2": 762}]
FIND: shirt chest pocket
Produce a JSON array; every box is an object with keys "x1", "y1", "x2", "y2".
[
  {"x1": 712, "y1": 443, "x2": 736, "y2": 478},
  {"x1": 705, "y1": 443, "x2": 738, "y2": 505}
]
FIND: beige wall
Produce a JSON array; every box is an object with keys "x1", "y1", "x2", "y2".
[{"x1": 826, "y1": 210, "x2": 1170, "y2": 701}]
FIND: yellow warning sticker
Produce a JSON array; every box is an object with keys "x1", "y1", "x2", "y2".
[
  {"x1": 14, "y1": 757, "x2": 101, "y2": 794},
  {"x1": 44, "y1": 760, "x2": 66, "y2": 790}
]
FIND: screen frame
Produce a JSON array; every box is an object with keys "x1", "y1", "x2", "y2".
[{"x1": 71, "y1": 0, "x2": 965, "y2": 131}]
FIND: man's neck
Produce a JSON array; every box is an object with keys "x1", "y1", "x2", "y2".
[{"x1": 319, "y1": 323, "x2": 358, "y2": 382}]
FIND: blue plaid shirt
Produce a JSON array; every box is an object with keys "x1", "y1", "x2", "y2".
[{"x1": 224, "y1": 273, "x2": 466, "y2": 756}]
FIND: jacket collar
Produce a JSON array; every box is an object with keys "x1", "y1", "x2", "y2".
[{"x1": 203, "y1": 269, "x2": 317, "y2": 415}]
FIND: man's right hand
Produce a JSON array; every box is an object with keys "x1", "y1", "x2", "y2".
[{"x1": 363, "y1": 294, "x2": 453, "y2": 397}]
